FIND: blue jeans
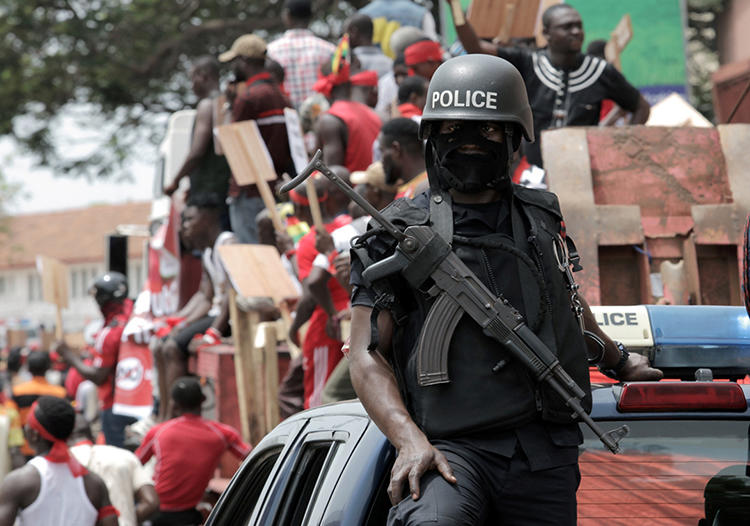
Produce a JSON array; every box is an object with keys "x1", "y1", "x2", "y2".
[
  {"x1": 228, "y1": 194, "x2": 264, "y2": 244},
  {"x1": 101, "y1": 408, "x2": 136, "y2": 448}
]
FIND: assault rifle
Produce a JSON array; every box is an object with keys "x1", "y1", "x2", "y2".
[{"x1": 280, "y1": 150, "x2": 629, "y2": 454}]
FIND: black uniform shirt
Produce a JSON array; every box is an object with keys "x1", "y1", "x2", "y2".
[
  {"x1": 351, "y1": 192, "x2": 581, "y2": 471},
  {"x1": 496, "y1": 47, "x2": 642, "y2": 167}
]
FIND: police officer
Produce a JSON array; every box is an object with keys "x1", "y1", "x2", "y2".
[{"x1": 348, "y1": 55, "x2": 662, "y2": 525}]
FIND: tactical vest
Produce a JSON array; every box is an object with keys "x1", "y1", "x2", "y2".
[{"x1": 353, "y1": 187, "x2": 592, "y2": 439}]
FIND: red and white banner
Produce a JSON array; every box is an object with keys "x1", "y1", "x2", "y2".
[{"x1": 113, "y1": 202, "x2": 182, "y2": 418}]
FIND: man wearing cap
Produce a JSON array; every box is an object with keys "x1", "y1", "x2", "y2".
[
  {"x1": 447, "y1": 2, "x2": 649, "y2": 174},
  {"x1": 378, "y1": 117, "x2": 428, "y2": 199},
  {"x1": 348, "y1": 55, "x2": 661, "y2": 524},
  {"x1": 0, "y1": 396, "x2": 118, "y2": 525},
  {"x1": 136, "y1": 377, "x2": 251, "y2": 526},
  {"x1": 267, "y1": 0, "x2": 336, "y2": 109},
  {"x1": 219, "y1": 33, "x2": 294, "y2": 244}
]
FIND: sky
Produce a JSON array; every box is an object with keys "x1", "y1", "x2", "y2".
[
  {"x1": 2, "y1": 107, "x2": 160, "y2": 215},
  {"x1": 3, "y1": 141, "x2": 154, "y2": 215}
]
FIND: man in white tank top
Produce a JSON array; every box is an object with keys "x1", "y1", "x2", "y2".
[
  {"x1": 0, "y1": 396, "x2": 119, "y2": 526},
  {"x1": 151, "y1": 193, "x2": 236, "y2": 420}
]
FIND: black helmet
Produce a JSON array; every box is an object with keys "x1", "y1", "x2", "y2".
[
  {"x1": 90, "y1": 272, "x2": 128, "y2": 307},
  {"x1": 419, "y1": 54, "x2": 534, "y2": 147}
]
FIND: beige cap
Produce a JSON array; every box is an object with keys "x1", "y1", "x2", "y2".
[
  {"x1": 219, "y1": 34, "x2": 267, "y2": 62},
  {"x1": 350, "y1": 162, "x2": 398, "y2": 192}
]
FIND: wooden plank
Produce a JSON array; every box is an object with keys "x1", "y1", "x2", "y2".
[
  {"x1": 36, "y1": 255, "x2": 69, "y2": 339},
  {"x1": 605, "y1": 14, "x2": 633, "y2": 71},
  {"x1": 467, "y1": 0, "x2": 541, "y2": 41},
  {"x1": 7, "y1": 330, "x2": 26, "y2": 349},
  {"x1": 262, "y1": 322, "x2": 280, "y2": 430},
  {"x1": 216, "y1": 120, "x2": 284, "y2": 232},
  {"x1": 218, "y1": 244, "x2": 299, "y2": 306},
  {"x1": 534, "y1": 0, "x2": 562, "y2": 47},
  {"x1": 228, "y1": 289, "x2": 261, "y2": 443}
]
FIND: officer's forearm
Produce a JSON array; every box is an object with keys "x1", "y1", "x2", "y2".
[{"x1": 349, "y1": 307, "x2": 426, "y2": 450}]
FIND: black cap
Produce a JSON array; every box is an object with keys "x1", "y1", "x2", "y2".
[{"x1": 171, "y1": 377, "x2": 206, "y2": 410}]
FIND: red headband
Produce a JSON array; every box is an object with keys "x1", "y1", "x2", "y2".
[
  {"x1": 404, "y1": 40, "x2": 443, "y2": 66},
  {"x1": 27, "y1": 401, "x2": 87, "y2": 477},
  {"x1": 312, "y1": 62, "x2": 351, "y2": 98},
  {"x1": 350, "y1": 70, "x2": 378, "y2": 87},
  {"x1": 289, "y1": 185, "x2": 328, "y2": 207}
]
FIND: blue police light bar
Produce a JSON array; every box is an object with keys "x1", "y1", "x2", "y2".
[{"x1": 646, "y1": 305, "x2": 750, "y2": 380}]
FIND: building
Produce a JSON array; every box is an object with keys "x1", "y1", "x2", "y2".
[{"x1": 0, "y1": 202, "x2": 151, "y2": 336}]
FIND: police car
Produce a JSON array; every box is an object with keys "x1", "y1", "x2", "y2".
[{"x1": 206, "y1": 306, "x2": 750, "y2": 525}]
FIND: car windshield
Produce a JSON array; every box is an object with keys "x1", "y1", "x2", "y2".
[{"x1": 579, "y1": 420, "x2": 750, "y2": 525}]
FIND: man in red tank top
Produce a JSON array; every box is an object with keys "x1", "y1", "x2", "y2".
[{"x1": 313, "y1": 56, "x2": 382, "y2": 173}]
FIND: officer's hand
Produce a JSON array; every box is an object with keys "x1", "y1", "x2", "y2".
[
  {"x1": 388, "y1": 436, "x2": 456, "y2": 505},
  {"x1": 617, "y1": 352, "x2": 663, "y2": 382}
]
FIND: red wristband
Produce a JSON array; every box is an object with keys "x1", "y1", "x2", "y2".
[{"x1": 98, "y1": 505, "x2": 119, "y2": 520}]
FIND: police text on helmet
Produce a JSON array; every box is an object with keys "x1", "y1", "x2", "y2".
[{"x1": 431, "y1": 90, "x2": 499, "y2": 110}]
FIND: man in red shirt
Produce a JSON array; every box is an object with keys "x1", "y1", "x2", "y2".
[
  {"x1": 314, "y1": 57, "x2": 382, "y2": 174},
  {"x1": 292, "y1": 169, "x2": 352, "y2": 408},
  {"x1": 136, "y1": 377, "x2": 251, "y2": 526},
  {"x1": 219, "y1": 33, "x2": 294, "y2": 243},
  {"x1": 59, "y1": 272, "x2": 135, "y2": 447}
]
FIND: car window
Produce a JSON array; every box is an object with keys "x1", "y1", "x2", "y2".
[
  {"x1": 579, "y1": 420, "x2": 750, "y2": 525},
  {"x1": 207, "y1": 446, "x2": 282, "y2": 525},
  {"x1": 275, "y1": 441, "x2": 336, "y2": 526}
]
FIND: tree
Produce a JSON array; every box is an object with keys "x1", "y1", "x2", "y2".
[
  {"x1": 1, "y1": 0, "x2": 367, "y2": 179},
  {"x1": 684, "y1": 0, "x2": 726, "y2": 121}
]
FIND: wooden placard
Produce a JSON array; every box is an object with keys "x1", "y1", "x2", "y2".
[
  {"x1": 216, "y1": 120, "x2": 284, "y2": 232},
  {"x1": 218, "y1": 244, "x2": 299, "y2": 305},
  {"x1": 7, "y1": 330, "x2": 27, "y2": 349},
  {"x1": 534, "y1": 0, "x2": 562, "y2": 48},
  {"x1": 467, "y1": 0, "x2": 541, "y2": 42},
  {"x1": 605, "y1": 14, "x2": 633, "y2": 71},
  {"x1": 216, "y1": 120, "x2": 277, "y2": 187},
  {"x1": 36, "y1": 255, "x2": 69, "y2": 339}
]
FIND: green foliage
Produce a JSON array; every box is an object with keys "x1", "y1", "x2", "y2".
[{"x1": 0, "y1": 0, "x2": 367, "y2": 179}]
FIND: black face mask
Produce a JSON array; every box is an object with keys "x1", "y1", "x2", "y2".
[{"x1": 431, "y1": 123, "x2": 510, "y2": 193}]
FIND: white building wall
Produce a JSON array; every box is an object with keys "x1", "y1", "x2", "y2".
[{"x1": 0, "y1": 258, "x2": 146, "y2": 334}]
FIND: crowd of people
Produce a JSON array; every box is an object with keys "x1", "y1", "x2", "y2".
[{"x1": 0, "y1": 0, "x2": 659, "y2": 524}]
